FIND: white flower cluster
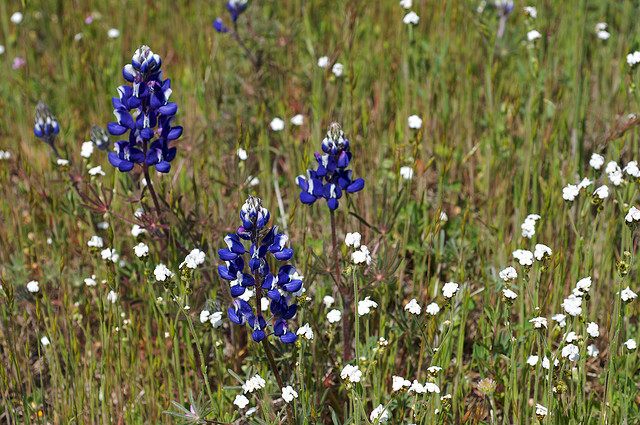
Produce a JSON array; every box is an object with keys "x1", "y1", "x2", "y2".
[
  {"x1": 199, "y1": 310, "x2": 223, "y2": 328},
  {"x1": 595, "y1": 22, "x2": 610, "y2": 40},
  {"x1": 340, "y1": 364, "x2": 362, "y2": 383},
  {"x1": 358, "y1": 296, "x2": 378, "y2": 316},
  {"x1": 296, "y1": 323, "x2": 314, "y2": 340},
  {"x1": 605, "y1": 161, "x2": 623, "y2": 186},
  {"x1": 242, "y1": 374, "x2": 266, "y2": 393},
  {"x1": 442, "y1": 282, "x2": 459, "y2": 298},
  {"x1": 352, "y1": 245, "x2": 372, "y2": 265},
  {"x1": 154, "y1": 263, "x2": 174, "y2": 281},
  {"x1": 627, "y1": 50, "x2": 640, "y2": 67},
  {"x1": 282, "y1": 385, "x2": 298, "y2": 403},
  {"x1": 370, "y1": 404, "x2": 390, "y2": 423},
  {"x1": 521, "y1": 213, "x2": 541, "y2": 238},
  {"x1": 345, "y1": 232, "x2": 361, "y2": 248},
  {"x1": 404, "y1": 298, "x2": 421, "y2": 314},
  {"x1": 180, "y1": 248, "x2": 205, "y2": 269},
  {"x1": 563, "y1": 177, "x2": 593, "y2": 201}
]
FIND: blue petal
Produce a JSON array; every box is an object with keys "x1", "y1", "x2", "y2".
[
  {"x1": 107, "y1": 123, "x2": 127, "y2": 136},
  {"x1": 280, "y1": 332, "x2": 297, "y2": 343},
  {"x1": 300, "y1": 192, "x2": 317, "y2": 204},
  {"x1": 155, "y1": 161, "x2": 171, "y2": 173},
  {"x1": 252, "y1": 330, "x2": 266, "y2": 342},
  {"x1": 230, "y1": 285, "x2": 246, "y2": 297},
  {"x1": 327, "y1": 198, "x2": 339, "y2": 210},
  {"x1": 217, "y1": 265, "x2": 235, "y2": 280},
  {"x1": 274, "y1": 249, "x2": 294, "y2": 261},
  {"x1": 218, "y1": 249, "x2": 237, "y2": 261},
  {"x1": 347, "y1": 178, "x2": 365, "y2": 193}
]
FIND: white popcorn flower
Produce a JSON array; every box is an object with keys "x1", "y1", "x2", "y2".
[
  {"x1": 282, "y1": 386, "x2": 298, "y2": 403},
  {"x1": 527, "y1": 355, "x2": 539, "y2": 366},
  {"x1": 426, "y1": 302, "x2": 440, "y2": 315},
  {"x1": 233, "y1": 394, "x2": 250, "y2": 409},
  {"x1": 403, "y1": 11, "x2": 420, "y2": 25},
  {"x1": 243, "y1": 374, "x2": 266, "y2": 393},
  {"x1": 597, "y1": 30, "x2": 610, "y2": 40},
  {"x1": 527, "y1": 30, "x2": 541, "y2": 41},
  {"x1": 512, "y1": 249, "x2": 534, "y2": 266},
  {"x1": 399, "y1": 166, "x2": 414, "y2": 180},
  {"x1": 521, "y1": 219, "x2": 536, "y2": 238},
  {"x1": 10, "y1": 12, "x2": 23, "y2": 24},
  {"x1": 405, "y1": 298, "x2": 421, "y2": 314},
  {"x1": 562, "y1": 295, "x2": 582, "y2": 316},
  {"x1": 541, "y1": 356, "x2": 559, "y2": 370},
  {"x1": 323, "y1": 295, "x2": 335, "y2": 308},
  {"x1": 442, "y1": 282, "x2": 459, "y2": 298},
  {"x1": 577, "y1": 177, "x2": 592, "y2": 190},
  {"x1": 424, "y1": 382, "x2": 440, "y2": 393},
  {"x1": 595, "y1": 22, "x2": 608, "y2": 31},
  {"x1": 575, "y1": 276, "x2": 592, "y2": 294},
  {"x1": 589, "y1": 153, "x2": 605, "y2": 170},
  {"x1": 317, "y1": 56, "x2": 329, "y2": 68},
  {"x1": 209, "y1": 312, "x2": 223, "y2": 328},
  {"x1": 535, "y1": 404, "x2": 548, "y2": 417},
  {"x1": 97, "y1": 221, "x2": 109, "y2": 230},
  {"x1": 101, "y1": 248, "x2": 119, "y2": 263},
  {"x1": 408, "y1": 115, "x2": 423, "y2": 129},
  {"x1": 237, "y1": 148, "x2": 248, "y2": 161},
  {"x1": 84, "y1": 276, "x2": 97, "y2": 287},
  {"x1": 345, "y1": 232, "x2": 361, "y2": 248},
  {"x1": 358, "y1": 296, "x2": 378, "y2": 316},
  {"x1": 131, "y1": 224, "x2": 146, "y2": 237},
  {"x1": 200, "y1": 310, "x2": 211, "y2": 323},
  {"x1": 499, "y1": 266, "x2": 517, "y2": 281},
  {"x1": 392, "y1": 376, "x2": 411, "y2": 392},
  {"x1": 290, "y1": 114, "x2": 304, "y2": 126},
  {"x1": 180, "y1": 248, "x2": 205, "y2": 269},
  {"x1": 107, "y1": 28, "x2": 120, "y2": 38},
  {"x1": 534, "y1": 244, "x2": 552, "y2": 261},
  {"x1": 154, "y1": 263, "x2": 174, "y2": 281},
  {"x1": 624, "y1": 161, "x2": 640, "y2": 178},
  {"x1": 27, "y1": 280, "x2": 40, "y2": 293},
  {"x1": 523, "y1": 6, "x2": 537, "y2": 18},
  {"x1": 297, "y1": 323, "x2": 314, "y2": 340},
  {"x1": 609, "y1": 169, "x2": 624, "y2": 186},
  {"x1": 133, "y1": 242, "x2": 149, "y2": 258},
  {"x1": 565, "y1": 331, "x2": 578, "y2": 343},
  {"x1": 552, "y1": 313, "x2": 567, "y2": 328},
  {"x1": 627, "y1": 51, "x2": 640, "y2": 66},
  {"x1": 340, "y1": 364, "x2": 362, "y2": 383},
  {"x1": 625, "y1": 206, "x2": 640, "y2": 223},
  {"x1": 41, "y1": 336, "x2": 50, "y2": 346},
  {"x1": 332, "y1": 62, "x2": 344, "y2": 77},
  {"x1": 439, "y1": 211, "x2": 448, "y2": 222},
  {"x1": 605, "y1": 160, "x2": 621, "y2": 174},
  {"x1": 593, "y1": 185, "x2": 609, "y2": 199},
  {"x1": 620, "y1": 286, "x2": 637, "y2": 302},
  {"x1": 529, "y1": 317, "x2": 547, "y2": 329},
  {"x1": 562, "y1": 184, "x2": 580, "y2": 201},
  {"x1": 327, "y1": 309, "x2": 342, "y2": 324},
  {"x1": 559, "y1": 344, "x2": 577, "y2": 360},
  {"x1": 88, "y1": 165, "x2": 106, "y2": 176},
  {"x1": 81, "y1": 141, "x2": 94, "y2": 158},
  {"x1": 502, "y1": 288, "x2": 517, "y2": 300},
  {"x1": 427, "y1": 366, "x2": 442, "y2": 375},
  {"x1": 88, "y1": 235, "x2": 104, "y2": 248},
  {"x1": 0, "y1": 46, "x2": 4, "y2": 56},
  {"x1": 352, "y1": 245, "x2": 371, "y2": 265},
  {"x1": 270, "y1": 118, "x2": 285, "y2": 131},
  {"x1": 370, "y1": 404, "x2": 389, "y2": 423},
  {"x1": 378, "y1": 337, "x2": 389, "y2": 347},
  {"x1": 399, "y1": 0, "x2": 412, "y2": 9},
  {"x1": 409, "y1": 380, "x2": 426, "y2": 394},
  {"x1": 106, "y1": 290, "x2": 118, "y2": 303},
  {"x1": 624, "y1": 339, "x2": 637, "y2": 350},
  {"x1": 586, "y1": 322, "x2": 599, "y2": 338},
  {"x1": 587, "y1": 344, "x2": 599, "y2": 357}
]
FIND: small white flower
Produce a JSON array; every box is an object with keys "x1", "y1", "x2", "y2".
[
  {"x1": 527, "y1": 30, "x2": 541, "y2": 41},
  {"x1": 345, "y1": 232, "x2": 361, "y2": 248},
  {"x1": 627, "y1": 51, "x2": 640, "y2": 66},
  {"x1": 408, "y1": 115, "x2": 423, "y2": 129},
  {"x1": 587, "y1": 344, "x2": 599, "y2": 357},
  {"x1": 180, "y1": 248, "x2": 205, "y2": 269},
  {"x1": 624, "y1": 160, "x2": 640, "y2": 178},
  {"x1": 499, "y1": 266, "x2": 517, "y2": 281},
  {"x1": 392, "y1": 375, "x2": 411, "y2": 392},
  {"x1": 589, "y1": 153, "x2": 605, "y2": 169},
  {"x1": 27, "y1": 280, "x2": 40, "y2": 293},
  {"x1": 81, "y1": 141, "x2": 94, "y2": 158},
  {"x1": 101, "y1": 248, "x2": 119, "y2": 263},
  {"x1": 282, "y1": 385, "x2": 298, "y2": 403},
  {"x1": 74, "y1": 32, "x2": 84, "y2": 41},
  {"x1": 409, "y1": 380, "x2": 426, "y2": 394},
  {"x1": 527, "y1": 355, "x2": 539, "y2": 366},
  {"x1": 200, "y1": 310, "x2": 211, "y2": 323},
  {"x1": 577, "y1": 177, "x2": 593, "y2": 190},
  {"x1": 586, "y1": 322, "x2": 599, "y2": 338},
  {"x1": 270, "y1": 118, "x2": 285, "y2": 131},
  {"x1": 534, "y1": 244, "x2": 552, "y2": 261},
  {"x1": 529, "y1": 316, "x2": 547, "y2": 329},
  {"x1": 154, "y1": 263, "x2": 174, "y2": 281},
  {"x1": 327, "y1": 309, "x2": 342, "y2": 324},
  {"x1": 88, "y1": 165, "x2": 106, "y2": 176},
  {"x1": 233, "y1": 394, "x2": 250, "y2": 409},
  {"x1": 107, "y1": 28, "x2": 120, "y2": 38},
  {"x1": 317, "y1": 56, "x2": 329, "y2": 69},
  {"x1": 358, "y1": 296, "x2": 378, "y2": 316},
  {"x1": 399, "y1": 0, "x2": 412, "y2": 9},
  {"x1": 427, "y1": 365, "x2": 442, "y2": 374},
  {"x1": 10, "y1": 12, "x2": 23, "y2": 24},
  {"x1": 332, "y1": 62, "x2": 344, "y2": 77},
  {"x1": 535, "y1": 404, "x2": 548, "y2": 417},
  {"x1": 624, "y1": 339, "x2": 637, "y2": 350},
  {"x1": 290, "y1": 114, "x2": 304, "y2": 126},
  {"x1": 403, "y1": 11, "x2": 420, "y2": 25},
  {"x1": 620, "y1": 286, "x2": 637, "y2": 302},
  {"x1": 595, "y1": 22, "x2": 608, "y2": 31},
  {"x1": 106, "y1": 290, "x2": 118, "y2": 303},
  {"x1": 88, "y1": 235, "x2": 104, "y2": 248},
  {"x1": 512, "y1": 249, "x2": 534, "y2": 266},
  {"x1": 41, "y1": 336, "x2": 50, "y2": 346},
  {"x1": 439, "y1": 211, "x2": 448, "y2": 222},
  {"x1": 575, "y1": 276, "x2": 592, "y2": 294},
  {"x1": 404, "y1": 298, "x2": 421, "y2": 314},
  {"x1": 399, "y1": 166, "x2": 414, "y2": 180},
  {"x1": 562, "y1": 295, "x2": 582, "y2": 316},
  {"x1": 0, "y1": 45, "x2": 4, "y2": 55},
  {"x1": 245, "y1": 175, "x2": 259, "y2": 186},
  {"x1": 210, "y1": 312, "x2": 223, "y2": 328},
  {"x1": 131, "y1": 224, "x2": 146, "y2": 237},
  {"x1": 597, "y1": 30, "x2": 610, "y2": 40},
  {"x1": 552, "y1": 313, "x2": 567, "y2": 328},
  {"x1": 562, "y1": 344, "x2": 579, "y2": 361},
  {"x1": 521, "y1": 219, "x2": 536, "y2": 238},
  {"x1": 523, "y1": 6, "x2": 537, "y2": 18},
  {"x1": 56, "y1": 158, "x2": 69, "y2": 166},
  {"x1": 133, "y1": 242, "x2": 149, "y2": 258},
  {"x1": 565, "y1": 331, "x2": 578, "y2": 343},
  {"x1": 541, "y1": 356, "x2": 558, "y2": 370},
  {"x1": 97, "y1": 221, "x2": 109, "y2": 230},
  {"x1": 84, "y1": 276, "x2": 97, "y2": 287},
  {"x1": 297, "y1": 323, "x2": 314, "y2": 340},
  {"x1": 502, "y1": 288, "x2": 517, "y2": 300},
  {"x1": 562, "y1": 184, "x2": 580, "y2": 201},
  {"x1": 340, "y1": 364, "x2": 362, "y2": 383},
  {"x1": 237, "y1": 148, "x2": 248, "y2": 161},
  {"x1": 323, "y1": 295, "x2": 335, "y2": 308},
  {"x1": 625, "y1": 207, "x2": 640, "y2": 223},
  {"x1": 424, "y1": 382, "x2": 440, "y2": 393},
  {"x1": 608, "y1": 169, "x2": 624, "y2": 186},
  {"x1": 442, "y1": 282, "x2": 459, "y2": 298},
  {"x1": 243, "y1": 374, "x2": 266, "y2": 393},
  {"x1": 352, "y1": 245, "x2": 372, "y2": 265},
  {"x1": 370, "y1": 404, "x2": 389, "y2": 423},
  {"x1": 426, "y1": 302, "x2": 440, "y2": 315},
  {"x1": 593, "y1": 185, "x2": 609, "y2": 199}
]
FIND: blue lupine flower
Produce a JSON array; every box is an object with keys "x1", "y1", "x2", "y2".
[
  {"x1": 34, "y1": 101, "x2": 60, "y2": 146},
  {"x1": 213, "y1": 17, "x2": 229, "y2": 33},
  {"x1": 219, "y1": 196, "x2": 300, "y2": 343},
  {"x1": 297, "y1": 122, "x2": 365, "y2": 210},
  {"x1": 226, "y1": 0, "x2": 248, "y2": 21},
  {"x1": 90, "y1": 125, "x2": 110, "y2": 151},
  {"x1": 106, "y1": 46, "x2": 182, "y2": 173}
]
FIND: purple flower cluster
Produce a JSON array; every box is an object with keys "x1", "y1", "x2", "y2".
[
  {"x1": 34, "y1": 102, "x2": 60, "y2": 144},
  {"x1": 107, "y1": 46, "x2": 182, "y2": 173},
  {"x1": 213, "y1": 0, "x2": 248, "y2": 33},
  {"x1": 219, "y1": 196, "x2": 301, "y2": 343},
  {"x1": 297, "y1": 122, "x2": 365, "y2": 210}
]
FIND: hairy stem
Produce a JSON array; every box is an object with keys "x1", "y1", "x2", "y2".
[{"x1": 330, "y1": 209, "x2": 351, "y2": 361}]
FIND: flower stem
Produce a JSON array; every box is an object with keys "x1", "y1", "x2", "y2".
[
  {"x1": 261, "y1": 339, "x2": 295, "y2": 425},
  {"x1": 330, "y1": 209, "x2": 351, "y2": 361}
]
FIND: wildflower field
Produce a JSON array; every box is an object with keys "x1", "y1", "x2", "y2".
[{"x1": 2, "y1": 0, "x2": 640, "y2": 424}]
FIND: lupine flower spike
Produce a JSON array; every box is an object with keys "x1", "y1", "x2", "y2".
[
  {"x1": 34, "y1": 101, "x2": 61, "y2": 158},
  {"x1": 297, "y1": 122, "x2": 365, "y2": 210},
  {"x1": 90, "y1": 125, "x2": 110, "y2": 151},
  {"x1": 107, "y1": 46, "x2": 182, "y2": 173}
]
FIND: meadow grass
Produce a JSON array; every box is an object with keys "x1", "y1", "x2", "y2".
[{"x1": 0, "y1": 0, "x2": 639, "y2": 424}]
